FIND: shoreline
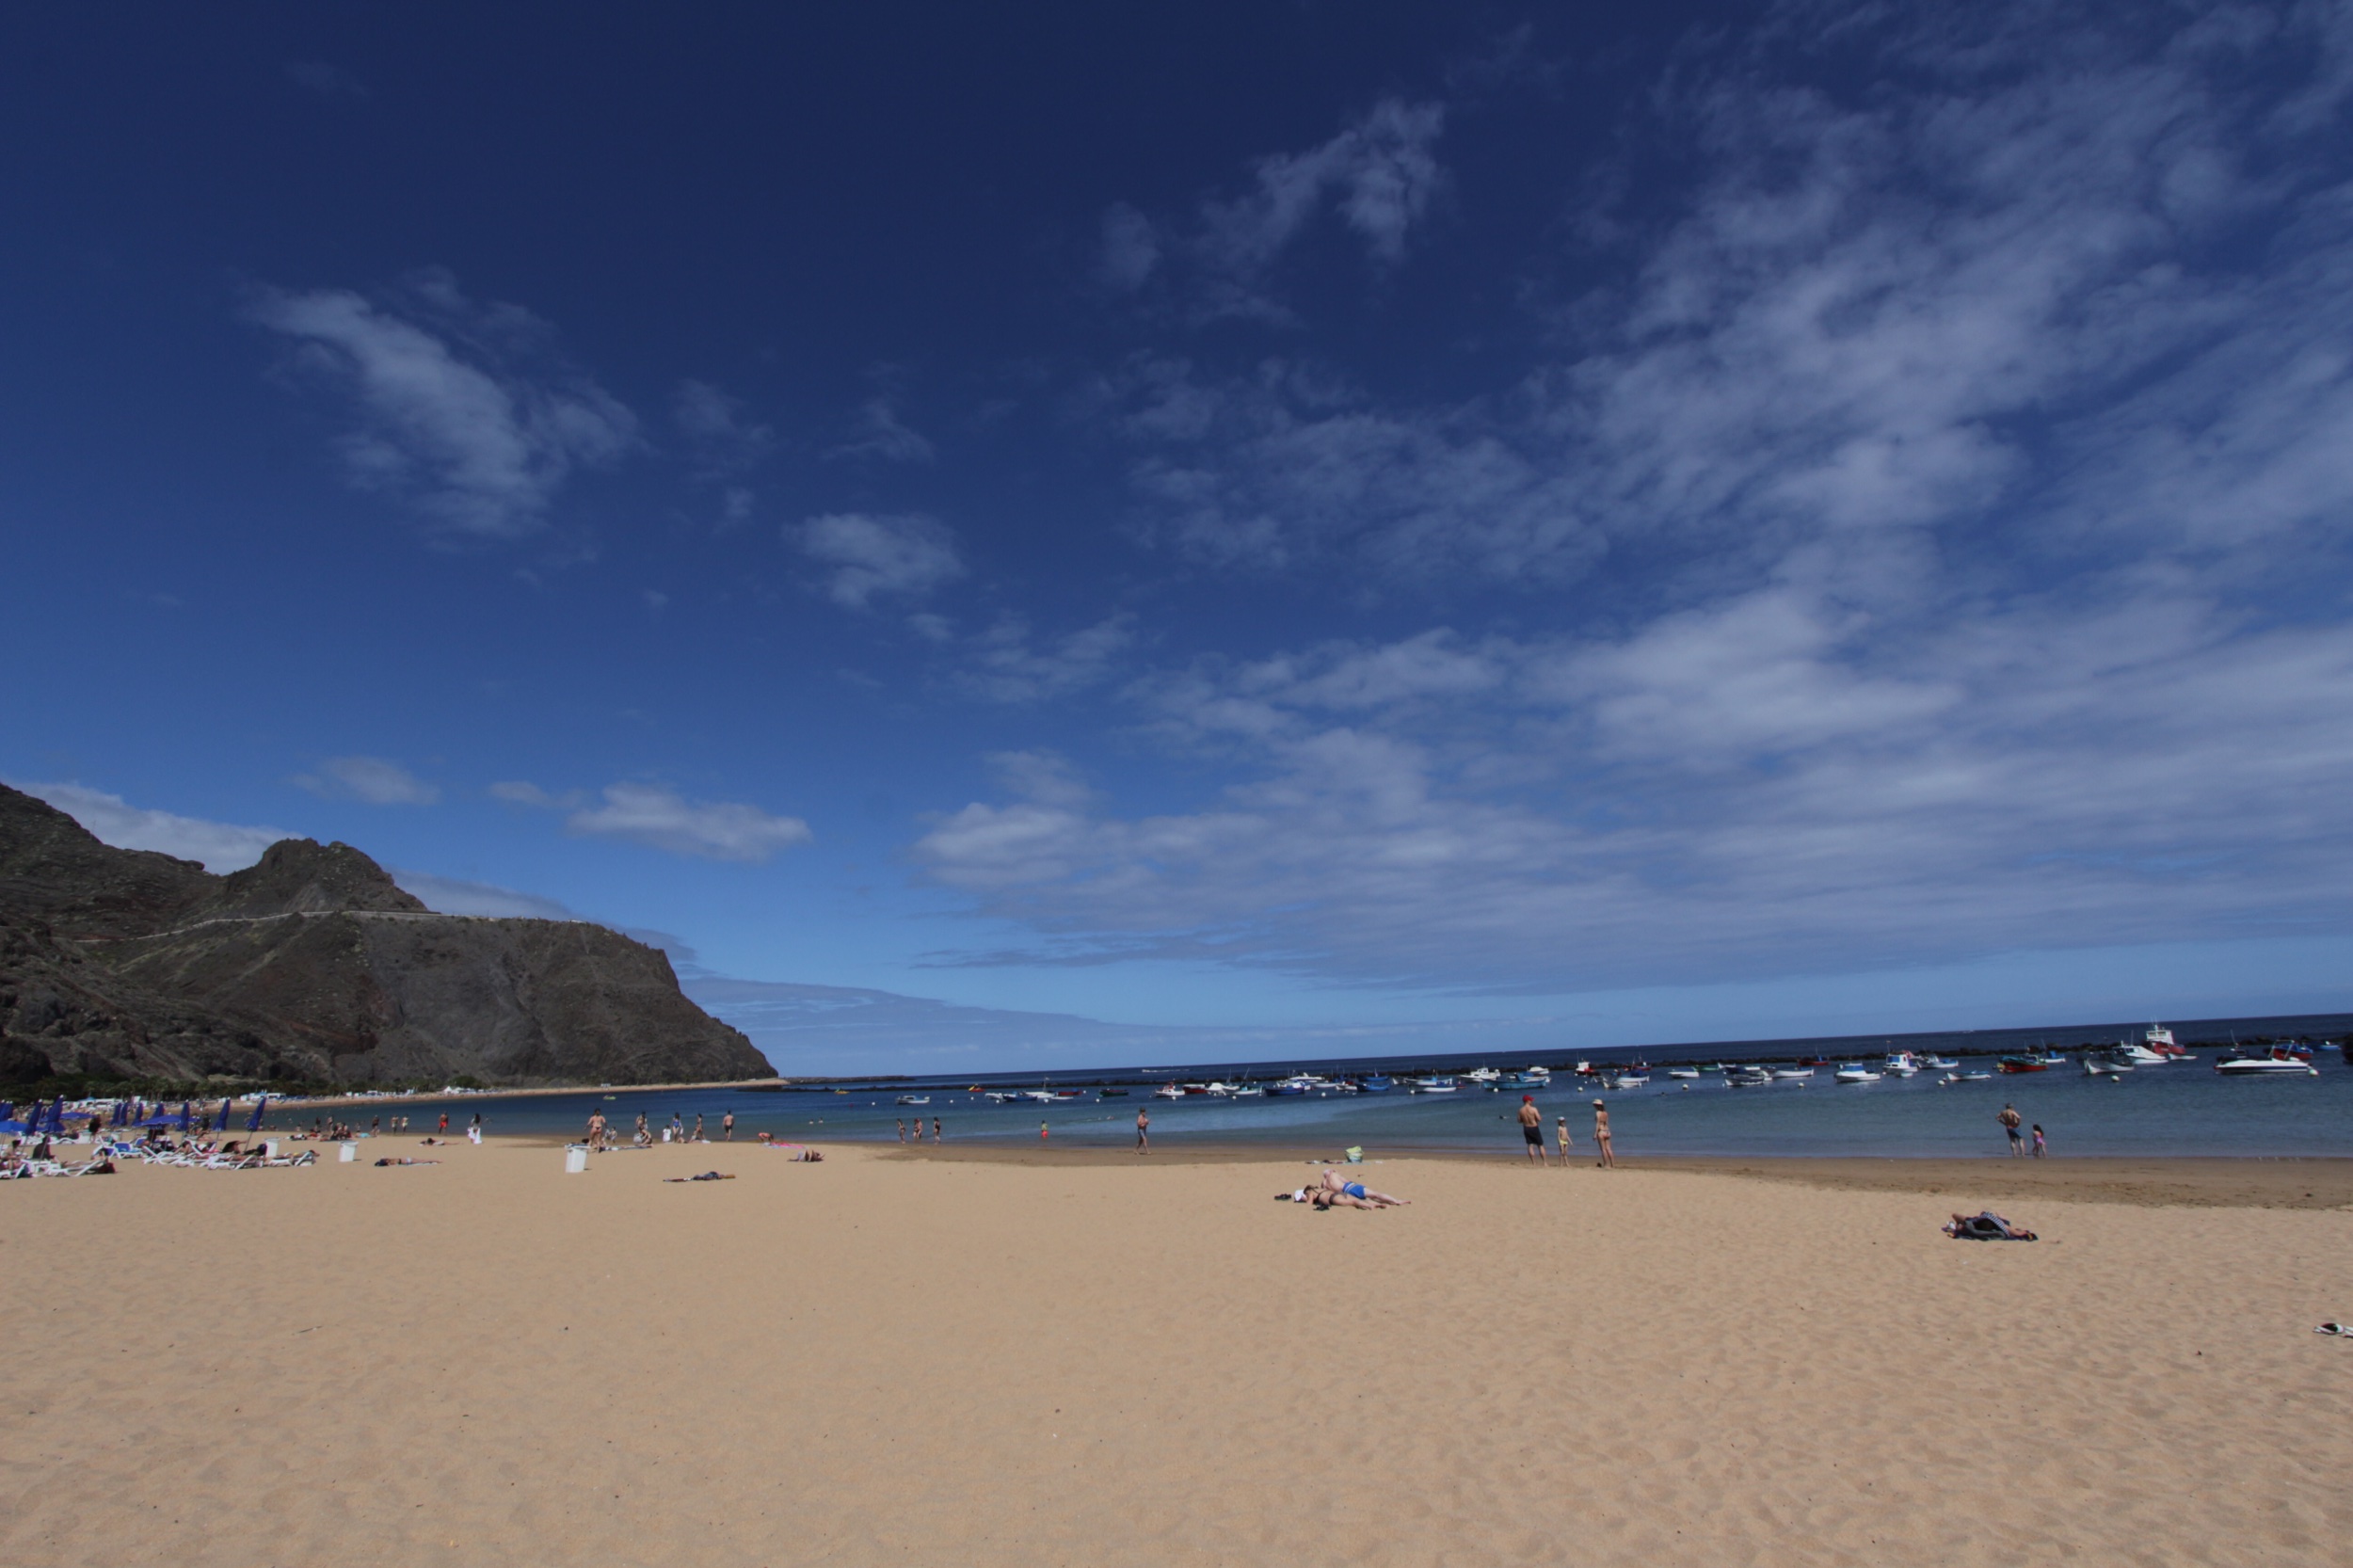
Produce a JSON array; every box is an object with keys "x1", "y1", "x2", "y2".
[{"x1": 440, "y1": 1137, "x2": 2353, "y2": 1207}]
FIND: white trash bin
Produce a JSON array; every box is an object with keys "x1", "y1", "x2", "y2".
[
  {"x1": 339, "y1": 1143, "x2": 357, "y2": 1162},
  {"x1": 564, "y1": 1146, "x2": 588, "y2": 1175}
]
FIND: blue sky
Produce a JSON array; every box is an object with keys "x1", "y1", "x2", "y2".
[{"x1": 8, "y1": 2, "x2": 2353, "y2": 1072}]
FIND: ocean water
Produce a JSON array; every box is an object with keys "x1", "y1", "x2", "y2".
[{"x1": 312, "y1": 1013, "x2": 2353, "y2": 1159}]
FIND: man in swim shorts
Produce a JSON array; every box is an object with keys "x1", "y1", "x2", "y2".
[
  {"x1": 1305, "y1": 1170, "x2": 1410, "y2": 1208},
  {"x1": 1999, "y1": 1103, "x2": 2024, "y2": 1156},
  {"x1": 1517, "y1": 1095, "x2": 1547, "y2": 1164},
  {"x1": 1135, "y1": 1106, "x2": 1149, "y2": 1154}
]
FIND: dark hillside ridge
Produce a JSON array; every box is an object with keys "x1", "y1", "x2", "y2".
[{"x1": 0, "y1": 784, "x2": 773, "y2": 1088}]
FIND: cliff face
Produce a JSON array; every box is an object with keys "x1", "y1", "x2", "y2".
[{"x1": 0, "y1": 784, "x2": 775, "y2": 1088}]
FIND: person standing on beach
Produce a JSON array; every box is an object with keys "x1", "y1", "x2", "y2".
[
  {"x1": 1593, "y1": 1100, "x2": 1615, "y2": 1168},
  {"x1": 1516, "y1": 1095, "x2": 1547, "y2": 1164},
  {"x1": 1136, "y1": 1106, "x2": 1150, "y2": 1154},
  {"x1": 1040, "y1": 1120, "x2": 1049, "y2": 1142},
  {"x1": 1555, "y1": 1115, "x2": 1572, "y2": 1163},
  {"x1": 2031, "y1": 1123, "x2": 2047, "y2": 1158},
  {"x1": 1999, "y1": 1104, "x2": 2024, "y2": 1156},
  {"x1": 586, "y1": 1111, "x2": 608, "y2": 1153},
  {"x1": 438, "y1": 1112, "x2": 449, "y2": 1135},
  {"x1": 932, "y1": 1116, "x2": 942, "y2": 1144},
  {"x1": 693, "y1": 1113, "x2": 706, "y2": 1143},
  {"x1": 896, "y1": 1118, "x2": 907, "y2": 1144},
  {"x1": 722, "y1": 1111, "x2": 735, "y2": 1142}
]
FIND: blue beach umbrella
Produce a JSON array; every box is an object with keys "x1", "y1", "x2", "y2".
[
  {"x1": 178, "y1": 1101, "x2": 193, "y2": 1131},
  {"x1": 245, "y1": 1095, "x2": 268, "y2": 1133},
  {"x1": 216, "y1": 1098, "x2": 232, "y2": 1130}
]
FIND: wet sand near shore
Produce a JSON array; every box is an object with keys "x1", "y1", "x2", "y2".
[{"x1": 4, "y1": 1143, "x2": 2346, "y2": 1566}]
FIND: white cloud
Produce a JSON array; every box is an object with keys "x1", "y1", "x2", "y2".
[
  {"x1": 12, "y1": 781, "x2": 286, "y2": 872},
  {"x1": 957, "y1": 614, "x2": 1135, "y2": 704},
  {"x1": 1200, "y1": 99, "x2": 1448, "y2": 278},
  {"x1": 294, "y1": 756, "x2": 440, "y2": 806},
  {"x1": 831, "y1": 396, "x2": 936, "y2": 464},
  {"x1": 795, "y1": 512, "x2": 963, "y2": 608},
  {"x1": 391, "y1": 869, "x2": 583, "y2": 920},
  {"x1": 566, "y1": 783, "x2": 812, "y2": 863},
  {"x1": 673, "y1": 379, "x2": 776, "y2": 473},
  {"x1": 986, "y1": 750, "x2": 1096, "y2": 810},
  {"x1": 285, "y1": 60, "x2": 367, "y2": 101},
  {"x1": 1099, "y1": 202, "x2": 1160, "y2": 292},
  {"x1": 248, "y1": 274, "x2": 638, "y2": 538}
]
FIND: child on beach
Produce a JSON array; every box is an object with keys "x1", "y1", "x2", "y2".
[
  {"x1": 2031, "y1": 1124, "x2": 2047, "y2": 1158},
  {"x1": 1556, "y1": 1115, "x2": 1572, "y2": 1162}
]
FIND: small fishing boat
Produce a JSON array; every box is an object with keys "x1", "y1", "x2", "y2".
[
  {"x1": 894, "y1": 1095, "x2": 931, "y2": 1106},
  {"x1": 1726, "y1": 1065, "x2": 1772, "y2": 1087},
  {"x1": 1268, "y1": 1080, "x2": 1309, "y2": 1096},
  {"x1": 1359, "y1": 1076, "x2": 1396, "y2": 1094},
  {"x1": 1923, "y1": 1055, "x2": 1960, "y2": 1069},
  {"x1": 1666, "y1": 1067, "x2": 1702, "y2": 1080},
  {"x1": 1227, "y1": 1085, "x2": 1265, "y2": 1097},
  {"x1": 1464, "y1": 1066, "x2": 1502, "y2": 1084},
  {"x1": 1996, "y1": 1056, "x2": 2048, "y2": 1074},
  {"x1": 1882, "y1": 1052, "x2": 1922, "y2": 1077},
  {"x1": 1771, "y1": 1066, "x2": 1814, "y2": 1080},
  {"x1": 1833, "y1": 1064, "x2": 1882, "y2": 1084},
  {"x1": 1411, "y1": 1077, "x2": 1460, "y2": 1094},
  {"x1": 1097, "y1": 1088, "x2": 1128, "y2": 1097},
  {"x1": 1606, "y1": 1072, "x2": 1650, "y2": 1090},
  {"x1": 1153, "y1": 1083, "x2": 1187, "y2": 1100},
  {"x1": 2143, "y1": 1025, "x2": 2191, "y2": 1059},
  {"x1": 2112, "y1": 1042, "x2": 2169, "y2": 1065}
]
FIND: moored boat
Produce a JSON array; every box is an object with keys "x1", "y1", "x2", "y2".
[
  {"x1": 1833, "y1": 1064, "x2": 1882, "y2": 1083},
  {"x1": 1359, "y1": 1075, "x2": 1396, "y2": 1094}
]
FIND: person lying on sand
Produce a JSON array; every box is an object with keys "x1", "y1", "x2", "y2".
[
  {"x1": 1275, "y1": 1172, "x2": 1410, "y2": 1208},
  {"x1": 1944, "y1": 1210, "x2": 2037, "y2": 1240},
  {"x1": 374, "y1": 1157, "x2": 441, "y2": 1166},
  {"x1": 664, "y1": 1171, "x2": 736, "y2": 1182}
]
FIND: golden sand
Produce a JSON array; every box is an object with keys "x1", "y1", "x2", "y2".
[{"x1": 3, "y1": 1141, "x2": 2347, "y2": 1565}]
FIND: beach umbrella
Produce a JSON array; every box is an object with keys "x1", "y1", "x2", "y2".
[
  {"x1": 178, "y1": 1101, "x2": 193, "y2": 1131},
  {"x1": 246, "y1": 1095, "x2": 268, "y2": 1133},
  {"x1": 41, "y1": 1098, "x2": 64, "y2": 1136},
  {"x1": 216, "y1": 1098, "x2": 232, "y2": 1131}
]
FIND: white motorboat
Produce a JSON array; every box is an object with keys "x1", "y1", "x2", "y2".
[
  {"x1": 1607, "y1": 1073, "x2": 1650, "y2": 1089},
  {"x1": 1153, "y1": 1083, "x2": 1186, "y2": 1099},
  {"x1": 1771, "y1": 1066, "x2": 1814, "y2": 1080},
  {"x1": 894, "y1": 1095, "x2": 931, "y2": 1105},
  {"x1": 2214, "y1": 1050, "x2": 2318, "y2": 1076},
  {"x1": 2082, "y1": 1055, "x2": 2128, "y2": 1077},
  {"x1": 1833, "y1": 1064, "x2": 1882, "y2": 1083},
  {"x1": 1666, "y1": 1067, "x2": 1702, "y2": 1080},
  {"x1": 1923, "y1": 1055, "x2": 1960, "y2": 1070},
  {"x1": 1411, "y1": 1077, "x2": 1460, "y2": 1094},
  {"x1": 1883, "y1": 1052, "x2": 1923, "y2": 1076},
  {"x1": 1464, "y1": 1066, "x2": 1502, "y2": 1084},
  {"x1": 1726, "y1": 1065, "x2": 1772, "y2": 1087}
]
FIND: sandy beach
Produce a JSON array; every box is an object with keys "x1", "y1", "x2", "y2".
[{"x1": 4, "y1": 1144, "x2": 2348, "y2": 1566}]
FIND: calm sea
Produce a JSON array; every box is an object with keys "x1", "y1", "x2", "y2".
[{"x1": 310, "y1": 1012, "x2": 2353, "y2": 1159}]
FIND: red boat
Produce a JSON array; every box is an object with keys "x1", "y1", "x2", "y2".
[{"x1": 1996, "y1": 1056, "x2": 2047, "y2": 1073}]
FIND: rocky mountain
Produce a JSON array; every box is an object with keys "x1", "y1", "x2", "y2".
[{"x1": 0, "y1": 783, "x2": 776, "y2": 1089}]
